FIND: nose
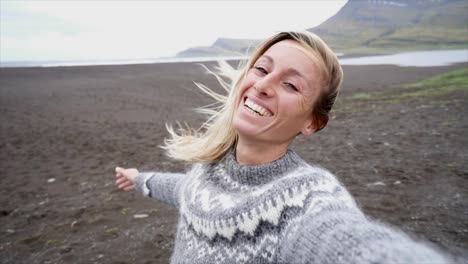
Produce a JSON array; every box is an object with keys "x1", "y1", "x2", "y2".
[{"x1": 254, "y1": 76, "x2": 276, "y2": 97}]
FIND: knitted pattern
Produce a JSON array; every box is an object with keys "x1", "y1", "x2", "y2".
[{"x1": 135, "y1": 149, "x2": 452, "y2": 264}]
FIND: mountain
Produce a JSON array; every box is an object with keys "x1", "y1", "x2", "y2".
[
  {"x1": 176, "y1": 0, "x2": 468, "y2": 57},
  {"x1": 176, "y1": 38, "x2": 263, "y2": 57},
  {"x1": 309, "y1": 0, "x2": 468, "y2": 54}
]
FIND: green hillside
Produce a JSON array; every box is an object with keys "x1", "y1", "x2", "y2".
[{"x1": 310, "y1": 0, "x2": 468, "y2": 55}]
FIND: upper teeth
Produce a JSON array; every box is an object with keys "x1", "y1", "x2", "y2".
[{"x1": 244, "y1": 98, "x2": 272, "y2": 117}]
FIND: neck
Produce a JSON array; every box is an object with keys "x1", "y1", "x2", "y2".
[{"x1": 235, "y1": 137, "x2": 290, "y2": 166}]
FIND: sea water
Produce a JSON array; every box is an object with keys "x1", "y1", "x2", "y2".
[
  {"x1": 0, "y1": 50, "x2": 466, "y2": 68},
  {"x1": 339, "y1": 49, "x2": 468, "y2": 67}
]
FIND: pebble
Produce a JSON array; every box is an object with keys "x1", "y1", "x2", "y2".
[
  {"x1": 394, "y1": 180, "x2": 401, "y2": 185},
  {"x1": 47, "y1": 178, "x2": 56, "y2": 183},
  {"x1": 133, "y1": 214, "x2": 149, "y2": 219},
  {"x1": 367, "y1": 181, "x2": 385, "y2": 187}
]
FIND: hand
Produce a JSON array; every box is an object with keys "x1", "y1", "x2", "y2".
[{"x1": 115, "y1": 166, "x2": 139, "y2": 191}]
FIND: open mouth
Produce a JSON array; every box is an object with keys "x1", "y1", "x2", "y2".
[{"x1": 243, "y1": 97, "x2": 273, "y2": 117}]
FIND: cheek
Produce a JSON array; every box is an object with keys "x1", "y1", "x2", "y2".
[
  {"x1": 234, "y1": 79, "x2": 252, "y2": 110},
  {"x1": 300, "y1": 90, "x2": 319, "y2": 113},
  {"x1": 237, "y1": 76, "x2": 256, "y2": 97},
  {"x1": 278, "y1": 96, "x2": 311, "y2": 120},
  {"x1": 299, "y1": 97, "x2": 312, "y2": 114},
  {"x1": 241, "y1": 74, "x2": 256, "y2": 88}
]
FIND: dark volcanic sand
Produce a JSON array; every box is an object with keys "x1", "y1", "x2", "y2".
[{"x1": 0, "y1": 61, "x2": 467, "y2": 263}]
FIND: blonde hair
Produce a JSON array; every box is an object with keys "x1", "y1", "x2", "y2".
[{"x1": 162, "y1": 31, "x2": 343, "y2": 163}]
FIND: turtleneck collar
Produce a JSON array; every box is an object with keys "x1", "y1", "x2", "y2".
[{"x1": 220, "y1": 148, "x2": 306, "y2": 186}]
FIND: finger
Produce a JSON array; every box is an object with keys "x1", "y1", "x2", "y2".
[
  {"x1": 115, "y1": 177, "x2": 126, "y2": 185},
  {"x1": 117, "y1": 178, "x2": 130, "y2": 187},
  {"x1": 118, "y1": 181, "x2": 133, "y2": 189},
  {"x1": 117, "y1": 183, "x2": 129, "y2": 190},
  {"x1": 123, "y1": 185, "x2": 135, "y2": 191},
  {"x1": 115, "y1": 167, "x2": 124, "y2": 177}
]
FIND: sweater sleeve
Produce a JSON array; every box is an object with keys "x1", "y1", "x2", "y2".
[
  {"x1": 279, "y1": 184, "x2": 455, "y2": 264},
  {"x1": 134, "y1": 172, "x2": 186, "y2": 208}
]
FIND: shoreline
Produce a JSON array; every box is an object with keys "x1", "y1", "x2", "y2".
[
  {"x1": 1, "y1": 48, "x2": 466, "y2": 69},
  {"x1": 0, "y1": 56, "x2": 250, "y2": 68}
]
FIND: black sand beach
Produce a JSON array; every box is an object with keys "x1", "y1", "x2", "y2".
[{"x1": 0, "y1": 61, "x2": 467, "y2": 263}]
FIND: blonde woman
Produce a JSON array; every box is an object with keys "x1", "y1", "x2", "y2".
[{"x1": 115, "y1": 32, "x2": 454, "y2": 263}]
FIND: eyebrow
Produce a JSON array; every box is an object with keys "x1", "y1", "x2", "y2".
[{"x1": 258, "y1": 55, "x2": 310, "y2": 83}]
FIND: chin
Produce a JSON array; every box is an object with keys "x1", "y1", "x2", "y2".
[{"x1": 233, "y1": 118, "x2": 257, "y2": 139}]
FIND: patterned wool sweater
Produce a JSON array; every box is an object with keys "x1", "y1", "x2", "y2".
[{"x1": 135, "y1": 149, "x2": 452, "y2": 264}]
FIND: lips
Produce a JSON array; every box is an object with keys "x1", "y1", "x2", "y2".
[{"x1": 243, "y1": 97, "x2": 273, "y2": 117}]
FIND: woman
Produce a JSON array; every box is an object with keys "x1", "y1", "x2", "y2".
[{"x1": 115, "y1": 31, "x2": 453, "y2": 263}]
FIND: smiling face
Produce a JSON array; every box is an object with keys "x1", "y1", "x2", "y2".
[{"x1": 233, "y1": 39, "x2": 323, "y2": 147}]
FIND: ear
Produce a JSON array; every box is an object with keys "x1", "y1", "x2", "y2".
[
  {"x1": 300, "y1": 115, "x2": 327, "y2": 136},
  {"x1": 300, "y1": 116, "x2": 317, "y2": 136}
]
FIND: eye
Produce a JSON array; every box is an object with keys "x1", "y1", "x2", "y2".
[
  {"x1": 254, "y1": 66, "x2": 268, "y2": 74},
  {"x1": 285, "y1": 82, "x2": 298, "y2": 92}
]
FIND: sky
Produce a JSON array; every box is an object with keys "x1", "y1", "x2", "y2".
[{"x1": 0, "y1": 1, "x2": 347, "y2": 62}]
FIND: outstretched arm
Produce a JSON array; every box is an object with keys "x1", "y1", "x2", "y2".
[
  {"x1": 279, "y1": 188, "x2": 455, "y2": 264},
  {"x1": 115, "y1": 167, "x2": 186, "y2": 208}
]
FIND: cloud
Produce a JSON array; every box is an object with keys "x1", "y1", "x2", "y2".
[{"x1": 0, "y1": 1, "x2": 347, "y2": 62}]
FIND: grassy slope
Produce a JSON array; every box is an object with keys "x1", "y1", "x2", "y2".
[
  {"x1": 337, "y1": 68, "x2": 468, "y2": 113},
  {"x1": 310, "y1": 0, "x2": 468, "y2": 55}
]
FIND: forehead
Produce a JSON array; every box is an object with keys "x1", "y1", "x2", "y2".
[
  {"x1": 265, "y1": 40, "x2": 317, "y2": 63},
  {"x1": 259, "y1": 40, "x2": 322, "y2": 89}
]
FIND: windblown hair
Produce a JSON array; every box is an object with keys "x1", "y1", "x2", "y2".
[{"x1": 162, "y1": 31, "x2": 343, "y2": 163}]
